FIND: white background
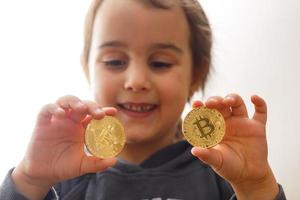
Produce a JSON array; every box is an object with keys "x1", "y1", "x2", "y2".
[{"x1": 0, "y1": 0, "x2": 299, "y2": 199}]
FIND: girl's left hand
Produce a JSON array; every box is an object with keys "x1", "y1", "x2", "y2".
[{"x1": 191, "y1": 94, "x2": 279, "y2": 199}]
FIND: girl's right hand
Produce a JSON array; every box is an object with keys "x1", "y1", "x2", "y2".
[{"x1": 12, "y1": 95, "x2": 117, "y2": 199}]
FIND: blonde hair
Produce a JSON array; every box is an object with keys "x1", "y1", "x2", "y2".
[{"x1": 81, "y1": 0, "x2": 213, "y2": 139}]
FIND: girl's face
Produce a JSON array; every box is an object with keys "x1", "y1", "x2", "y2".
[{"x1": 88, "y1": 0, "x2": 193, "y2": 147}]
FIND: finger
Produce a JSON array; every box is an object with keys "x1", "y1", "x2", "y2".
[
  {"x1": 81, "y1": 115, "x2": 93, "y2": 129},
  {"x1": 191, "y1": 147, "x2": 223, "y2": 171},
  {"x1": 192, "y1": 100, "x2": 204, "y2": 109},
  {"x1": 223, "y1": 93, "x2": 248, "y2": 118},
  {"x1": 68, "y1": 101, "x2": 89, "y2": 123},
  {"x1": 56, "y1": 95, "x2": 85, "y2": 110},
  {"x1": 205, "y1": 96, "x2": 231, "y2": 119},
  {"x1": 79, "y1": 156, "x2": 117, "y2": 175},
  {"x1": 36, "y1": 103, "x2": 65, "y2": 125},
  {"x1": 81, "y1": 100, "x2": 105, "y2": 119},
  {"x1": 251, "y1": 95, "x2": 267, "y2": 124},
  {"x1": 205, "y1": 96, "x2": 223, "y2": 109},
  {"x1": 81, "y1": 107, "x2": 118, "y2": 129},
  {"x1": 102, "y1": 107, "x2": 118, "y2": 116},
  {"x1": 56, "y1": 95, "x2": 88, "y2": 123}
]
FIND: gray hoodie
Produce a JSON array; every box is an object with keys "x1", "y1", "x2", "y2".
[{"x1": 0, "y1": 141, "x2": 286, "y2": 200}]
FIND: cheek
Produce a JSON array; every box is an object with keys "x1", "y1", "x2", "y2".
[
  {"x1": 158, "y1": 70, "x2": 190, "y2": 105},
  {"x1": 92, "y1": 69, "x2": 121, "y2": 105}
]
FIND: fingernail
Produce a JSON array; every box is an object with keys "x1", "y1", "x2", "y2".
[
  {"x1": 191, "y1": 147, "x2": 200, "y2": 155},
  {"x1": 103, "y1": 107, "x2": 118, "y2": 114},
  {"x1": 75, "y1": 101, "x2": 85, "y2": 108},
  {"x1": 55, "y1": 108, "x2": 65, "y2": 115},
  {"x1": 225, "y1": 96, "x2": 233, "y2": 101},
  {"x1": 95, "y1": 108, "x2": 103, "y2": 114}
]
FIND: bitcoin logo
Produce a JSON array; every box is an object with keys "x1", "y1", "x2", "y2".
[
  {"x1": 182, "y1": 107, "x2": 225, "y2": 148},
  {"x1": 97, "y1": 125, "x2": 115, "y2": 144},
  {"x1": 193, "y1": 117, "x2": 215, "y2": 139}
]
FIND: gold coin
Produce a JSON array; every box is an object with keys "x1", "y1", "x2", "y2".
[
  {"x1": 85, "y1": 116, "x2": 125, "y2": 159},
  {"x1": 182, "y1": 107, "x2": 225, "y2": 148}
]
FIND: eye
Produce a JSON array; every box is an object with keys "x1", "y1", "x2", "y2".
[
  {"x1": 102, "y1": 60, "x2": 127, "y2": 69},
  {"x1": 150, "y1": 61, "x2": 173, "y2": 69}
]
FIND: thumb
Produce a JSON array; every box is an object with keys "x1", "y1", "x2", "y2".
[
  {"x1": 79, "y1": 156, "x2": 117, "y2": 175},
  {"x1": 191, "y1": 147, "x2": 223, "y2": 172}
]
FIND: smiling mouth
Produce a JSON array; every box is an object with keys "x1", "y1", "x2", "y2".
[{"x1": 117, "y1": 103, "x2": 158, "y2": 113}]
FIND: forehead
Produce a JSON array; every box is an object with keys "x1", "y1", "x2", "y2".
[{"x1": 92, "y1": 0, "x2": 190, "y2": 50}]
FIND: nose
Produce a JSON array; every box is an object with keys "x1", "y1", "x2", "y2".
[{"x1": 124, "y1": 64, "x2": 151, "y2": 92}]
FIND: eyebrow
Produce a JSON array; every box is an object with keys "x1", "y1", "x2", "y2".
[
  {"x1": 150, "y1": 43, "x2": 183, "y2": 54},
  {"x1": 98, "y1": 41, "x2": 184, "y2": 54},
  {"x1": 98, "y1": 41, "x2": 127, "y2": 49}
]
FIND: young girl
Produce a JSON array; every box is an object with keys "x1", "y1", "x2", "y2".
[{"x1": 0, "y1": 0, "x2": 286, "y2": 199}]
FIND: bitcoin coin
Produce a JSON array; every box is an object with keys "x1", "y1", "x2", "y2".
[
  {"x1": 182, "y1": 107, "x2": 225, "y2": 148},
  {"x1": 85, "y1": 116, "x2": 125, "y2": 159}
]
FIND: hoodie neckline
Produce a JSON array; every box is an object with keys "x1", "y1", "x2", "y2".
[{"x1": 113, "y1": 140, "x2": 199, "y2": 173}]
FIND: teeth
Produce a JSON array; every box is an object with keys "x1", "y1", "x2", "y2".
[{"x1": 122, "y1": 104, "x2": 154, "y2": 112}]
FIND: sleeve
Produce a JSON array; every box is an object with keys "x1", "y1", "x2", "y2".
[
  {"x1": 0, "y1": 168, "x2": 59, "y2": 200},
  {"x1": 274, "y1": 184, "x2": 287, "y2": 200},
  {"x1": 228, "y1": 184, "x2": 287, "y2": 200}
]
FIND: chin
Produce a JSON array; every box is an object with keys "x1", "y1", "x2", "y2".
[
  {"x1": 124, "y1": 131, "x2": 156, "y2": 145},
  {"x1": 125, "y1": 135, "x2": 149, "y2": 144}
]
